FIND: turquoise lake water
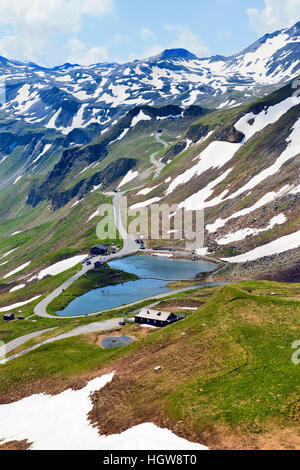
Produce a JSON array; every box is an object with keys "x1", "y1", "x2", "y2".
[{"x1": 56, "y1": 255, "x2": 217, "y2": 317}]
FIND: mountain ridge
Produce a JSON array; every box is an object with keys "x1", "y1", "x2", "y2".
[
  {"x1": 0, "y1": 21, "x2": 299, "y2": 140},
  {"x1": 1, "y1": 23, "x2": 300, "y2": 283}
]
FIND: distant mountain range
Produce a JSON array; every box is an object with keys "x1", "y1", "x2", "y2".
[
  {"x1": 1, "y1": 21, "x2": 300, "y2": 286},
  {"x1": 0, "y1": 21, "x2": 299, "y2": 139}
]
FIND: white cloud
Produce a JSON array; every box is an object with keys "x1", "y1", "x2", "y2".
[
  {"x1": 139, "y1": 28, "x2": 154, "y2": 41},
  {"x1": 142, "y1": 44, "x2": 165, "y2": 58},
  {"x1": 164, "y1": 25, "x2": 209, "y2": 57},
  {"x1": 66, "y1": 38, "x2": 108, "y2": 65},
  {"x1": 0, "y1": 0, "x2": 114, "y2": 65},
  {"x1": 247, "y1": 0, "x2": 300, "y2": 35},
  {"x1": 130, "y1": 25, "x2": 209, "y2": 61}
]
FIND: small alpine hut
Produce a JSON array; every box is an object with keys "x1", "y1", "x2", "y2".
[
  {"x1": 135, "y1": 308, "x2": 180, "y2": 328},
  {"x1": 90, "y1": 244, "x2": 109, "y2": 256}
]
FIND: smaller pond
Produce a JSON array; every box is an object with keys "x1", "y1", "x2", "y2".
[{"x1": 100, "y1": 335, "x2": 136, "y2": 349}]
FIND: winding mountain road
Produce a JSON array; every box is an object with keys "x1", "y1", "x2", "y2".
[
  {"x1": 0, "y1": 318, "x2": 124, "y2": 364},
  {"x1": 207, "y1": 260, "x2": 230, "y2": 282},
  {"x1": 1, "y1": 280, "x2": 227, "y2": 364},
  {"x1": 30, "y1": 137, "x2": 227, "y2": 322},
  {"x1": 33, "y1": 191, "x2": 139, "y2": 319},
  {"x1": 151, "y1": 133, "x2": 168, "y2": 179},
  {"x1": 33, "y1": 134, "x2": 170, "y2": 320},
  {"x1": 1, "y1": 328, "x2": 58, "y2": 358}
]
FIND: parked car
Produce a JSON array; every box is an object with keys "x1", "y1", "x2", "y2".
[
  {"x1": 119, "y1": 321, "x2": 126, "y2": 326},
  {"x1": 86, "y1": 260, "x2": 92, "y2": 265}
]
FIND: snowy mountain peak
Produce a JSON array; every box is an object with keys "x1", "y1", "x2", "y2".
[
  {"x1": 241, "y1": 20, "x2": 300, "y2": 54},
  {"x1": 0, "y1": 23, "x2": 299, "y2": 137}
]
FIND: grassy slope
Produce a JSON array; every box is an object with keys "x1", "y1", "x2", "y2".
[
  {"x1": 0, "y1": 191, "x2": 122, "y2": 292},
  {"x1": 46, "y1": 265, "x2": 138, "y2": 315},
  {"x1": 126, "y1": 83, "x2": 300, "y2": 269},
  {"x1": 0, "y1": 280, "x2": 299, "y2": 449},
  {"x1": 86, "y1": 282, "x2": 299, "y2": 446},
  {"x1": 0, "y1": 111, "x2": 200, "y2": 311},
  {"x1": 60, "y1": 117, "x2": 189, "y2": 192}
]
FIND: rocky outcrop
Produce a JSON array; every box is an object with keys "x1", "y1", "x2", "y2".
[
  {"x1": 51, "y1": 158, "x2": 137, "y2": 209},
  {"x1": 161, "y1": 141, "x2": 187, "y2": 163},
  {"x1": 0, "y1": 131, "x2": 44, "y2": 155},
  {"x1": 39, "y1": 87, "x2": 81, "y2": 129},
  {"x1": 183, "y1": 106, "x2": 210, "y2": 119},
  {"x1": 186, "y1": 123, "x2": 210, "y2": 143},
  {"x1": 28, "y1": 156, "x2": 136, "y2": 209},
  {"x1": 214, "y1": 125, "x2": 244, "y2": 143},
  {"x1": 246, "y1": 82, "x2": 293, "y2": 116},
  {"x1": 27, "y1": 142, "x2": 108, "y2": 207},
  {"x1": 65, "y1": 125, "x2": 102, "y2": 146}
]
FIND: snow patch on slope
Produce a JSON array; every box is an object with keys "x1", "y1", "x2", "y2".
[
  {"x1": 223, "y1": 228, "x2": 300, "y2": 263},
  {"x1": 131, "y1": 110, "x2": 152, "y2": 127},
  {"x1": 234, "y1": 96, "x2": 300, "y2": 142},
  {"x1": 166, "y1": 141, "x2": 241, "y2": 196},
  {"x1": 217, "y1": 214, "x2": 286, "y2": 245},
  {"x1": 130, "y1": 196, "x2": 162, "y2": 210},
  {"x1": 32, "y1": 144, "x2": 52, "y2": 164},
  {"x1": 229, "y1": 116, "x2": 300, "y2": 199},
  {"x1": 3, "y1": 261, "x2": 31, "y2": 279},
  {"x1": 117, "y1": 170, "x2": 138, "y2": 188},
  {"x1": 0, "y1": 295, "x2": 41, "y2": 312},
  {"x1": 38, "y1": 255, "x2": 88, "y2": 280},
  {"x1": 206, "y1": 185, "x2": 292, "y2": 233},
  {"x1": 0, "y1": 248, "x2": 18, "y2": 260},
  {"x1": 0, "y1": 373, "x2": 206, "y2": 450}
]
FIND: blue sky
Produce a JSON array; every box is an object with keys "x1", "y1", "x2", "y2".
[{"x1": 0, "y1": 0, "x2": 299, "y2": 66}]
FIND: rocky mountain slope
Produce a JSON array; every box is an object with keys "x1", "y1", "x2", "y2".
[
  {"x1": 1, "y1": 79, "x2": 300, "y2": 284},
  {"x1": 0, "y1": 22, "x2": 299, "y2": 139},
  {"x1": 26, "y1": 104, "x2": 207, "y2": 209},
  {"x1": 0, "y1": 101, "x2": 206, "y2": 293},
  {"x1": 1, "y1": 23, "x2": 300, "y2": 453},
  {"x1": 122, "y1": 80, "x2": 300, "y2": 280},
  {"x1": 1, "y1": 23, "x2": 300, "y2": 287}
]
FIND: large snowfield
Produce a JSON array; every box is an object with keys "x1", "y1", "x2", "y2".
[{"x1": 0, "y1": 373, "x2": 207, "y2": 451}]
